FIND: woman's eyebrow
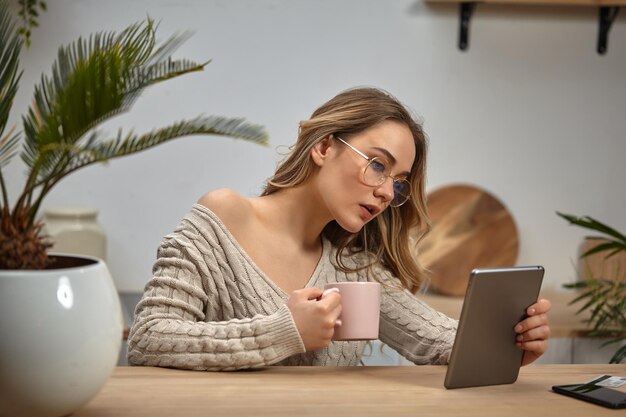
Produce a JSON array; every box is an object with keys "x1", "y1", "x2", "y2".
[
  {"x1": 372, "y1": 146, "x2": 411, "y2": 177},
  {"x1": 372, "y1": 147, "x2": 397, "y2": 164}
]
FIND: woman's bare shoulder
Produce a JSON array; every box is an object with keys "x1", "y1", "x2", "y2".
[{"x1": 196, "y1": 188, "x2": 253, "y2": 226}]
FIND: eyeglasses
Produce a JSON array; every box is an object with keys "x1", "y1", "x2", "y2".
[{"x1": 335, "y1": 136, "x2": 411, "y2": 207}]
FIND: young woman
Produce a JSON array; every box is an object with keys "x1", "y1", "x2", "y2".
[{"x1": 127, "y1": 87, "x2": 551, "y2": 370}]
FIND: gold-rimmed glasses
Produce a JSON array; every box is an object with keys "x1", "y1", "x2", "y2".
[{"x1": 335, "y1": 136, "x2": 411, "y2": 207}]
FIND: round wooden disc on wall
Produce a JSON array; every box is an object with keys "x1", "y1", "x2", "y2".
[
  {"x1": 577, "y1": 238, "x2": 626, "y2": 282},
  {"x1": 414, "y1": 184, "x2": 519, "y2": 296}
]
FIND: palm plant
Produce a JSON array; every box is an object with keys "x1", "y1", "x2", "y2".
[
  {"x1": 0, "y1": 2, "x2": 268, "y2": 269},
  {"x1": 16, "y1": 0, "x2": 47, "y2": 47},
  {"x1": 558, "y1": 212, "x2": 626, "y2": 363}
]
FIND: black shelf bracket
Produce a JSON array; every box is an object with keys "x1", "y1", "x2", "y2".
[
  {"x1": 597, "y1": 6, "x2": 620, "y2": 55},
  {"x1": 459, "y1": 2, "x2": 476, "y2": 51}
]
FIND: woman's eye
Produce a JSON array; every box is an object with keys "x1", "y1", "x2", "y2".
[
  {"x1": 394, "y1": 180, "x2": 410, "y2": 195},
  {"x1": 370, "y1": 159, "x2": 387, "y2": 173}
]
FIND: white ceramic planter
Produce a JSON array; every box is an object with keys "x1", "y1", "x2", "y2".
[{"x1": 0, "y1": 255, "x2": 123, "y2": 417}]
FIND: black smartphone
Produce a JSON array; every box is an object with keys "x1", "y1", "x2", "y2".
[{"x1": 552, "y1": 382, "x2": 626, "y2": 409}]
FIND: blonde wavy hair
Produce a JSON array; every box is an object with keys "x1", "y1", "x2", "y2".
[{"x1": 262, "y1": 87, "x2": 430, "y2": 292}]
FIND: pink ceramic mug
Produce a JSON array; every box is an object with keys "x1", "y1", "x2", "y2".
[{"x1": 323, "y1": 282, "x2": 381, "y2": 341}]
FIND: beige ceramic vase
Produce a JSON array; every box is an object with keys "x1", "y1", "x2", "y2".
[{"x1": 43, "y1": 207, "x2": 107, "y2": 261}]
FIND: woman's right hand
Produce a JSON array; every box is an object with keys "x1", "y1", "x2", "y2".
[{"x1": 287, "y1": 288, "x2": 342, "y2": 351}]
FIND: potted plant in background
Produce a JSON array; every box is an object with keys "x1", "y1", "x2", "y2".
[
  {"x1": 0, "y1": 2, "x2": 268, "y2": 416},
  {"x1": 557, "y1": 212, "x2": 626, "y2": 364},
  {"x1": 15, "y1": 0, "x2": 47, "y2": 47}
]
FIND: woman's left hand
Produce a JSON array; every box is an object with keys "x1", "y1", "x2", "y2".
[{"x1": 516, "y1": 298, "x2": 551, "y2": 366}]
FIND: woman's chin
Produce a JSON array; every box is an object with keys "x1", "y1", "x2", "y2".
[{"x1": 337, "y1": 218, "x2": 367, "y2": 234}]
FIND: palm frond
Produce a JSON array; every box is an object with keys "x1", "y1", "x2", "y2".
[
  {"x1": 54, "y1": 115, "x2": 267, "y2": 175},
  {"x1": 3, "y1": 13, "x2": 269, "y2": 260},
  {"x1": 21, "y1": 28, "x2": 148, "y2": 165},
  {"x1": 124, "y1": 58, "x2": 206, "y2": 99},
  {"x1": 564, "y1": 276, "x2": 626, "y2": 363},
  {"x1": 0, "y1": 1, "x2": 24, "y2": 210},
  {"x1": 581, "y1": 240, "x2": 626, "y2": 259},
  {"x1": 566, "y1": 286, "x2": 597, "y2": 306},
  {"x1": 0, "y1": 1, "x2": 23, "y2": 140},
  {"x1": 0, "y1": 127, "x2": 20, "y2": 168},
  {"x1": 609, "y1": 344, "x2": 626, "y2": 364},
  {"x1": 16, "y1": 0, "x2": 46, "y2": 47},
  {"x1": 17, "y1": 18, "x2": 214, "y2": 210},
  {"x1": 23, "y1": 116, "x2": 268, "y2": 220},
  {"x1": 144, "y1": 29, "x2": 193, "y2": 66},
  {"x1": 557, "y1": 212, "x2": 626, "y2": 245},
  {"x1": 20, "y1": 21, "x2": 208, "y2": 171}
]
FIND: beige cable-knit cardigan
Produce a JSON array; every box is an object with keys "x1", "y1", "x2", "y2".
[{"x1": 127, "y1": 204, "x2": 458, "y2": 370}]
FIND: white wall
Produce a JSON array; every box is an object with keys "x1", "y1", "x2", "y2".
[{"x1": 5, "y1": 0, "x2": 626, "y2": 292}]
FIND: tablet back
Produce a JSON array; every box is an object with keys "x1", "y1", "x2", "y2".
[{"x1": 444, "y1": 266, "x2": 544, "y2": 389}]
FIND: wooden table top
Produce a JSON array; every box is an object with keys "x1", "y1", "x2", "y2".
[{"x1": 74, "y1": 364, "x2": 626, "y2": 416}]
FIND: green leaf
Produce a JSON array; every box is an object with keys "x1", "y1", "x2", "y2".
[
  {"x1": 563, "y1": 281, "x2": 589, "y2": 290},
  {"x1": 610, "y1": 345, "x2": 626, "y2": 364},
  {"x1": 557, "y1": 212, "x2": 626, "y2": 244},
  {"x1": 605, "y1": 247, "x2": 626, "y2": 260},
  {"x1": 5, "y1": 13, "x2": 269, "y2": 238},
  {"x1": 581, "y1": 240, "x2": 626, "y2": 258},
  {"x1": 64, "y1": 115, "x2": 267, "y2": 172},
  {"x1": 20, "y1": 20, "x2": 169, "y2": 178},
  {"x1": 569, "y1": 288, "x2": 597, "y2": 307},
  {"x1": 589, "y1": 297, "x2": 608, "y2": 318},
  {"x1": 0, "y1": 130, "x2": 20, "y2": 168},
  {"x1": 0, "y1": 2, "x2": 23, "y2": 137}
]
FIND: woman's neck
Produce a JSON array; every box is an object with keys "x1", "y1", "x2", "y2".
[{"x1": 252, "y1": 185, "x2": 331, "y2": 250}]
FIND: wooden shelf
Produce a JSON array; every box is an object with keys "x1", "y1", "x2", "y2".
[
  {"x1": 420, "y1": 289, "x2": 595, "y2": 338},
  {"x1": 427, "y1": 0, "x2": 626, "y2": 5},
  {"x1": 425, "y1": 0, "x2": 623, "y2": 54}
]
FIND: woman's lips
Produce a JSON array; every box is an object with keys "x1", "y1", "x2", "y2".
[{"x1": 360, "y1": 205, "x2": 373, "y2": 221}]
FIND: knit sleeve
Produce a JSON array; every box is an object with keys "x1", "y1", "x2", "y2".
[
  {"x1": 377, "y1": 271, "x2": 458, "y2": 365},
  {"x1": 126, "y1": 214, "x2": 305, "y2": 371}
]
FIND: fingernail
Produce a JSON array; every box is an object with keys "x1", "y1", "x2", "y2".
[
  {"x1": 528, "y1": 308, "x2": 536, "y2": 315},
  {"x1": 515, "y1": 324, "x2": 523, "y2": 332}
]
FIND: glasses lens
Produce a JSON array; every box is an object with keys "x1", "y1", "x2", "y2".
[
  {"x1": 390, "y1": 179, "x2": 411, "y2": 207},
  {"x1": 364, "y1": 157, "x2": 411, "y2": 207},
  {"x1": 363, "y1": 157, "x2": 389, "y2": 186}
]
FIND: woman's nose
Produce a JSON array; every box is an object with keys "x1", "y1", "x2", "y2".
[{"x1": 373, "y1": 177, "x2": 394, "y2": 204}]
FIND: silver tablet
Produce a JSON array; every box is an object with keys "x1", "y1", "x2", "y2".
[{"x1": 444, "y1": 266, "x2": 544, "y2": 389}]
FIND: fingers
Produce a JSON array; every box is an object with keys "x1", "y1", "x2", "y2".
[
  {"x1": 292, "y1": 287, "x2": 324, "y2": 301},
  {"x1": 286, "y1": 287, "x2": 343, "y2": 352},
  {"x1": 516, "y1": 324, "x2": 551, "y2": 344},
  {"x1": 519, "y1": 339, "x2": 548, "y2": 353},
  {"x1": 318, "y1": 289, "x2": 341, "y2": 309},
  {"x1": 329, "y1": 301, "x2": 342, "y2": 323},
  {"x1": 520, "y1": 339, "x2": 548, "y2": 366},
  {"x1": 526, "y1": 298, "x2": 551, "y2": 316},
  {"x1": 516, "y1": 297, "x2": 551, "y2": 333},
  {"x1": 320, "y1": 304, "x2": 342, "y2": 331},
  {"x1": 516, "y1": 298, "x2": 552, "y2": 366},
  {"x1": 515, "y1": 313, "x2": 549, "y2": 334},
  {"x1": 321, "y1": 287, "x2": 340, "y2": 299},
  {"x1": 519, "y1": 334, "x2": 549, "y2": 366}
]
